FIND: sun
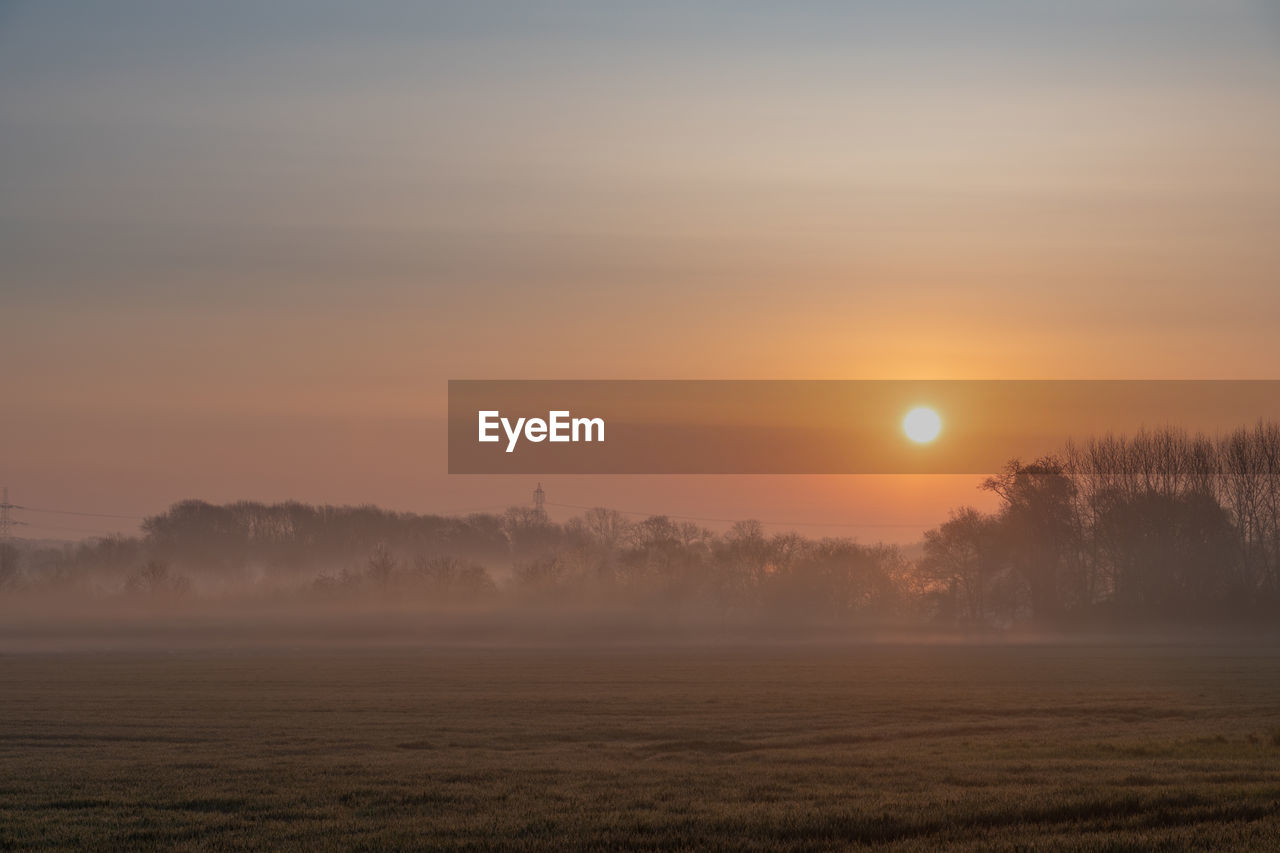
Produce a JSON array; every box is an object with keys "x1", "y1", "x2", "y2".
[{"x1": 903, "y1": 407, "x2": 942, "y2": 443}]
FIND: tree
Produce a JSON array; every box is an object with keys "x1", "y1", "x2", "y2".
[
  {"x1": 502, "y1": 506, "x2": 560, "y2": 562},
  {"x1": 920, "y1": 507, "x2": 1004, "y2": 626},
  {"x1": 411, "y1": 555, "x2": 495, "y2": 601},
  {"x1": 982, "y1": 457, "x2": 1079, "y2": 623},
  {"x1": 1094, "y1": 488, "x2": 1234, "y2": 617},
  {"x1": 366, "y1": 543, "x2": 397, "y2": 587},
  {"x1": 566, "y1": 507, "x2": 632, "y2": 584},
  {"x1": 124, "y1": 560, "x2": 190, "y2": 597}
]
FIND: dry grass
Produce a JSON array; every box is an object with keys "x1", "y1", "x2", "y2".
[{"x1": 2, "y1": 641, "x2": 1279, "y2": 850}]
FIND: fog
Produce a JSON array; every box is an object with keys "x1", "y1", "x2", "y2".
[{"x1": 4, "y1": 423, "x2": 1280, "y2": 653}]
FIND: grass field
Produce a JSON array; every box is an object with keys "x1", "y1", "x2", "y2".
[{"x1": 2, "y1": 641, "x2": 1280, "y2": 850}]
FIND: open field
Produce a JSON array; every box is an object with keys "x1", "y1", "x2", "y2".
[{"x1": 2, "y1": 641, "x2": 1280, "y2": 851}]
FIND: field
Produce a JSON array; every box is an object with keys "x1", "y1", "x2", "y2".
[{"x1": 3, "y1": 640, "x2": 1280, "y2": 851}]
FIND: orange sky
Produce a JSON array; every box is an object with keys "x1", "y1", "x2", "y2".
[{"x1": 2, "y1": 2, "x2": 1279, "y2": 542}]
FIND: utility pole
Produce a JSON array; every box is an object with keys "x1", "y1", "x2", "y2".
[
  {"x1": 532, "y1": 482, "x2": 546, "y2": 519},
  {"x1": 0, "y1": 487, "x2": 16, "y2": 582}
]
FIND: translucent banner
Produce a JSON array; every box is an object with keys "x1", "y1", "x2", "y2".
[{"x1": 447, "y1": 380, "x2": 1280, "y2": 474}]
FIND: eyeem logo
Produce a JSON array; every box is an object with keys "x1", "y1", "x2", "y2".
[
  {"x1": 451, "y1": 380, "x2": 1280, "y2": 474},
  {"x1": 478, "y1": 410, "x2": 605, "y2": 453}
]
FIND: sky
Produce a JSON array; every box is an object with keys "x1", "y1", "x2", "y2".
[{"x1": 2, "y1": 1, "x2": 1279, "y2": 541}]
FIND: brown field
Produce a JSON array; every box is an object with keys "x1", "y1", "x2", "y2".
[{"x1": 3, "y1": 641, "x2": 1280, "y2": 851}]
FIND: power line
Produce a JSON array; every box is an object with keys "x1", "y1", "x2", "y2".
[
  {"x1": 16, "y1": 522, "x2": 123, "y2": 536},
  {"x1": 432, "y1": 504, "x2": 516, "y2": 516},
  {"x1": 14, "y1": 505, "x2": 145, "y2": 520},
  {"x1": 1, "y1": 488, "x2": 29, "y2": 579},
  {"x1": 544, "y1": 501, "x2": 933, "y2": 529}
]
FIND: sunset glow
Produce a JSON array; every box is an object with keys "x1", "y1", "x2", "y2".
[{"x1": 1, "y1": 1, "x2": 1278, "y2": 535}]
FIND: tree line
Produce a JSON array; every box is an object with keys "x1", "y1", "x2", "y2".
[
  {"x1": 922, "y1": 422, "x2": 1280, "y2": 626},
  {"x1": 8, "y1": 422, "x2": 1280, "y2": 629},
  {"x1": 10, "y1": 501, "x2": 914, "y2": 620}
]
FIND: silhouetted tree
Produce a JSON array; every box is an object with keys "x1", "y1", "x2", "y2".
[
  {"x1": 982, "y1": 457, "x2": 1079, "y2": 623},
  {"x1": 921, "y1": 507, "x2": 1006, "y2": 626},
  {"x1": 366, "y1": 543, "x2": 397, "y2": 587},
  {"x1": 124, "y1": 560, "x2": 190, "y2": 597}
]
